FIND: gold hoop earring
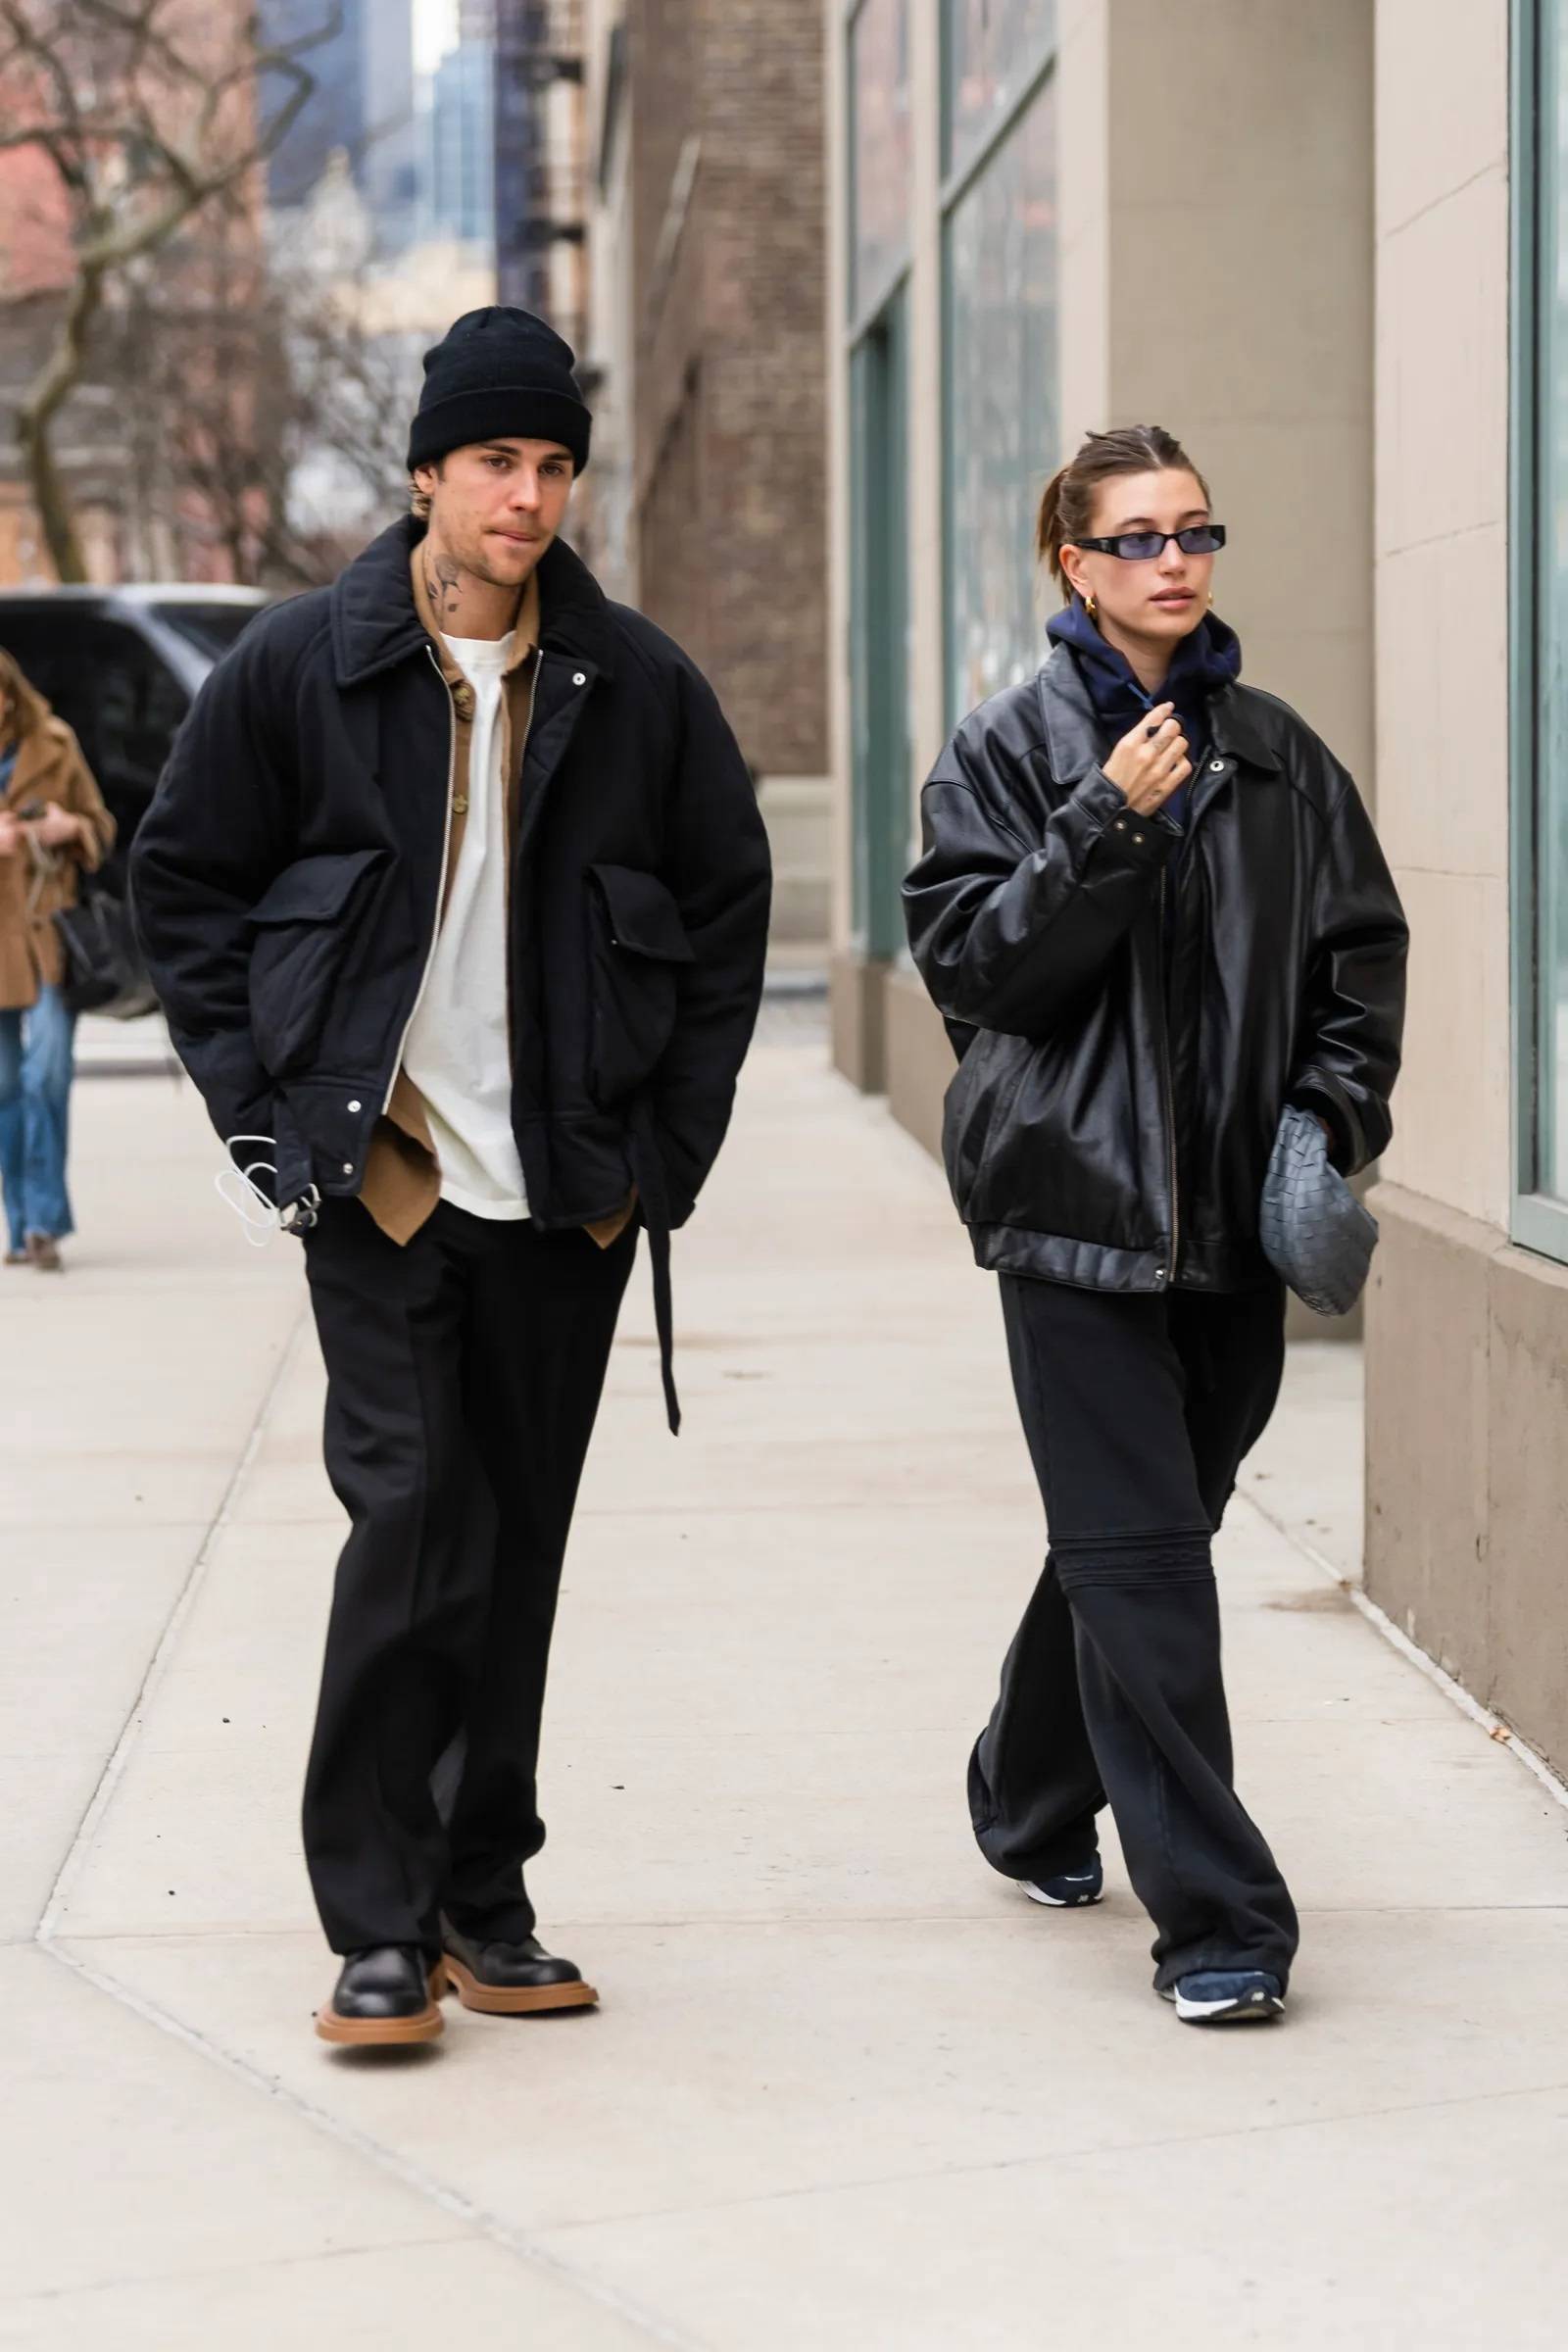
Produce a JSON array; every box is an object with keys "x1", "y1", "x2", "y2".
[{"x1": 1084, "y1": 590, "x2": 1099, "y2": 621}]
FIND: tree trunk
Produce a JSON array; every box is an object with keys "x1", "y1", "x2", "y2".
[{"x1": 15, "y1": 265, "x2": 107, "y2": 585}]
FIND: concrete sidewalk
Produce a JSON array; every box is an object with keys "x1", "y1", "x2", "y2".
[{"x1": 6, "y1": 1024, "x2": 1568, "y2": 2348}]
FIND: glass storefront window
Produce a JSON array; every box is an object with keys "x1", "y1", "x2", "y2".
[
  {"x1": 1532, "y1": 0, "x2": 1568, "y2": 1213},
  {"x1": 944, "y1": 0, "x2": 1056, "y2": 180},
  {"x1": 945, "y1": 74, "x2": 1057, "y2": 726},
  {"x1": 850, "y1": 0, "x2": 911, "y2": 317}
]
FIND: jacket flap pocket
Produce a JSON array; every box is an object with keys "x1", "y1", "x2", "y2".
[
  {"x1": 589, "y1": 864, "x2": 696, "y2": 962},
  {"x1": 248, "y1": 849, "x2": 386, "y2": 928}
]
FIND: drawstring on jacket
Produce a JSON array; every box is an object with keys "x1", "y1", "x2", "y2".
[{"x1": 627, "y1": 1095, "x2": 680, "y2": 1435}]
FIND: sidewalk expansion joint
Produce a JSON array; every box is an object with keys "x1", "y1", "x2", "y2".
[
  {"x1": 37, "y1": 1938, "x2": 698, "y2": 2352},
  {"x1": 29, "y1": 1294, "x2": 695, "y2": 2352},
  {"x1": 35, "y1": 1304, "x2": 312, "y2": 1943},
  {"x1": 514, "y1": 2070, "x2": 1568, "y2": 2241}
]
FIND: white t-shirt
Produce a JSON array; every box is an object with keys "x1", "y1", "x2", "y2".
[{"x1": 403, "y1": 631, "x2": 529, "y2": 1220}]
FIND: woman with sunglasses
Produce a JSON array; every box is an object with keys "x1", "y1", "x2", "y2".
[{"x1": 904, "y1": 425, "x2": 1406, "y2": 2026}]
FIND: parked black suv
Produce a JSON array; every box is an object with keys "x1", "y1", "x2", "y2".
[{"x1": 0, "y1": 585, "x2": 270, "y2": 872}]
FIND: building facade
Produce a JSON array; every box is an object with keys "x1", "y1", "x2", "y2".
[
  {"x1": 826, "y1": 0, "x2": 1372, "y2": 1135},
  {"x1": 1363, "y1": 0, "x2": 1568, "y2": 1771},
  {"x1": 828, "y1": 0, "x2": 1568, "y2": 1771},
  {"x1": 503, "y1": 0, "x2": 833, "y2": 944}
]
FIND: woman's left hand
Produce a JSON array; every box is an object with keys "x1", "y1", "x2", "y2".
[{"x1": 30, "y1": 802, "x2": 83, "y2": 850}]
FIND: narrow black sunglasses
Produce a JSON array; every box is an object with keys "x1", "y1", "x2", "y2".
[{"x1": 1071, "y1": 524, "x2": 1227, "y2": 560}]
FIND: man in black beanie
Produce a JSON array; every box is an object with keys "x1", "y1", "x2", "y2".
[{"x1": 131, "y1": 309, "x2": 772, "y2": 2045}]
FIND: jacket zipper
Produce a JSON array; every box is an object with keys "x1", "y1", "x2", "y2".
[
  {"x1": 514, "y1": 649, "x2": 540, "y2": 835},
  {"x1": 1157, "y1": 869, "x2": 1180, "y2": 1286},
  {"x1": 506, "y1": 647, "x2": 541, "y2": 1065},
  {"x1": 382, "y1": 644, "x2": 458, "y2": 1110}
]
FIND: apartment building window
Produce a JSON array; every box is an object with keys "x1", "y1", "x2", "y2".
[
  {"x1": 944, "y1": 0, "x2": 1056, "y2": 178},
  {"x1": 850, "y1": 0, "x2": 912, "y2": 318},
  {"x1": 846, "y1": 0, "x2": 912, "y2": 962},
  {"x1": 942, "y1": 18, "x2": 1058, "y2": 725},
  {"x1": 1515, "y1": 0, "x2": 1568, "y2": 1255}
]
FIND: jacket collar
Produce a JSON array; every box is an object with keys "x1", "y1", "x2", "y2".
[
  {"x1": 1035, "y1": 643, "x2": 1282, "y2": 780},
  {"x1": 331, "y1": 515, "x2": 618, "y2": 688},
  {"x1": 1207, "y1": 686, "x2": 1283, "y2": 774}
]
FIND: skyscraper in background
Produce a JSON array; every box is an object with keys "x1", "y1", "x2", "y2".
[
  {"x1": 362, "y1": 1, "x2": 419, "y2": 254},
  {"x1": 423, "y1": 24, "x2": 496, "y2": 248},
  {"x1": 257, "y1": 0, "x2": 366, "y2": 208},
  {"x1": 257, "y1": 0, "x2": 418, "y2": 255}
]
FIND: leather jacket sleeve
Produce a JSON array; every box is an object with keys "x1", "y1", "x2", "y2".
[
  {"x1": 1288, "y1": 772, "x2": 1408, "y2": 1176},
  {"x1": 904, "y1": 728, "x2": 1177, "y2": 1035}
]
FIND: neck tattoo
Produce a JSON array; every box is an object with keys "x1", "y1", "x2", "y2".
[{"x1": 424, "y1": 556, "x2": 463, "y2": 620}]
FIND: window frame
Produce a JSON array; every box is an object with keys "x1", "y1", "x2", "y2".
[
  {"x1": 843, "y1": 0, "x2": 914, "y2": 962},
  {"x1": 1510, "y1": 0, "x2": 1568, "y2": 1259},
  {"x1": 847, "y1": 0, "x2": 913, "y2": 333},
  {"x1": 939, "y1": 35, "x2": 1059, "y2": 730},
  {"x1": 939, "y1": 0, "x2": 1057, "y2": 193}
]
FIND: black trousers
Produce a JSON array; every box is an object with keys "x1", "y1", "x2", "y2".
[
  {"x1": 971, "y1": 1276, "x2": 1299, "y2": 1991},
  {"x1": 300, "y1": 1198, "x2": 635, "y2": 1955}
]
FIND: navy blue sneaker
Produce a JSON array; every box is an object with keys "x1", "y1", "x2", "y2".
[
  {"x1": 1159, "y1": 1970, "x2": 1285, "y2": 2025},
  {"x1": 1022, "y1": 1856, "x2": 1103, "y2": 1909}
]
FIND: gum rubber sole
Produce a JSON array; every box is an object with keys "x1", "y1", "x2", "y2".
[
  {"x1": 439, "y1": 1952, "x2": 599, "y2": 2015},
  {"x1": 315, "y1": 1963, "x2": 448, "y2": 2045}
]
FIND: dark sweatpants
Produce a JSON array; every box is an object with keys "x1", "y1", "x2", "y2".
[
  {"x1": 970, "y1": 1275, "x2": 1299, "y2": 1991},
  {"x1": 300, "y1": 1198, "x2": 635, "y2": 1956}
]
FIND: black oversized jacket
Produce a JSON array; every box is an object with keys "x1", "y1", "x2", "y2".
[
  {"x1": 132, "y1": 519, "x2": 771, "y2": 1399},
  {"x1": 903, "y1": 644, "x2": 1407, "y2": 1295}
]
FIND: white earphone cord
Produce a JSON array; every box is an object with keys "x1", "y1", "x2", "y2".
[
  {"x1": 215, "y1": 1134, "x2": 282, "y2": 1249},
  {"x1": 215, "y1": 1135, "x2": 319, "y2": 1248}
]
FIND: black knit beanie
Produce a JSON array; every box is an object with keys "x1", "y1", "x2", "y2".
[{"x1": 407, "y1": 307, "x2": 592, "y2": 473}]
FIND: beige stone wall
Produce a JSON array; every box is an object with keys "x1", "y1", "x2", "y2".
[
  {"x1": 1360, "y1": 2, "x2": 1568, "y2": 1772},
  {"x1": 1060, "y1": 0, "x2": 1375, "y2": 788},
  {"x1": 824, "y1": 4, "x2": 855, "y2": 965},
  {"x1": 1373, "y1": 0, "x2": 1512, "y2": 1230}
]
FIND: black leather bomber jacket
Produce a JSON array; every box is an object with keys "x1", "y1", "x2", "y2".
[{"x1": 903, "y1": 644, "x2": 1408, "y2": 1295}]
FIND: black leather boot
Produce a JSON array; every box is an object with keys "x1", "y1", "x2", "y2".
[
  {"x1": 315, "y1": 1944, "x2": 445, "y2": 2045},
  {"x1": 439, "y1": 1917, "x2": 598, "y2": 2015}
]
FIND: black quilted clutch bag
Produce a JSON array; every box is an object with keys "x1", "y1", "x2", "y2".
[{"x1": 1257, "y1": 1104, "x2": 1379, "y2": 1317}]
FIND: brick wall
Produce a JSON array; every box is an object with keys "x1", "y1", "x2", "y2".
[{"x1": 625, "y1": 0, "x2": 827, "y2": 779}]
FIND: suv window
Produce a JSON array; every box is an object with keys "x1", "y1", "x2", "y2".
[
  {"x1": 0, "y1": 609, "x2": 60, "y2": 703},
  {"x1": 152, "y1": 601, "x2": 265, "y2": 659},
  {"x1": 0, "y1": 611, "x2": 188, "y2": 842}
]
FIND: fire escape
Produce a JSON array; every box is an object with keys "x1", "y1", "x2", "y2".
[{"x1": 496, "y1": 0, "x2": 587, "y2": 357}]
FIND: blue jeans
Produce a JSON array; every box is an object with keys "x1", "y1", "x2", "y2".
[{"x1": 0, "y1": 983, "x2": 77, "y2": 1251}]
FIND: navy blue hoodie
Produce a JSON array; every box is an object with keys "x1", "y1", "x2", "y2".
[{"x1": 1046, "y1": 594, "x2": 1242, "y2": 826}]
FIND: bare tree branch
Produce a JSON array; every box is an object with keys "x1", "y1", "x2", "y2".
[{"x1": 1, "y1": 0, "x2": 339, "y2": 576}]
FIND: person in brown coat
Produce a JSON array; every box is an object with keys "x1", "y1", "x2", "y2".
[{"x1": 0, "y1": 646, "x2": 116, "y2": 1270}]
